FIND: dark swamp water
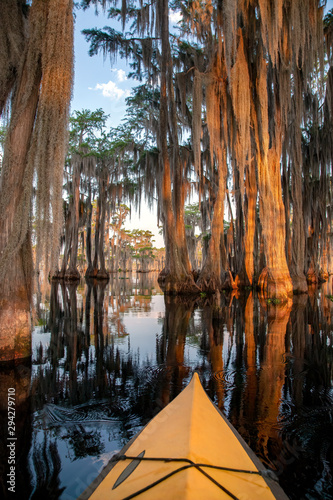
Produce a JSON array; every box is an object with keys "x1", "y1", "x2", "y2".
[{"x1": 0, "y1": 273, "x2": 332, "y2": 500}]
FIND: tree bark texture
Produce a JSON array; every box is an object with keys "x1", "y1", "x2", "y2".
[
  {"x1": 197, "y1": 161, "x2": 227, "y2": 291},
  {"x1": 0, "y1": 45, "x2": 41, "y2": 361},
  {"x1": 65, "y1": 162, "x2": 81, "y2": 280},
  {"x1": 257, "y1": 149, "x2": 293, "y2": 300},
  {"x1": 158, "y1": 0, "x2": 195, "y2": 294}
]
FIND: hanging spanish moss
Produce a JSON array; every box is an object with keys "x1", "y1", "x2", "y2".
[
  {"x1": 192, "y1": 69, "x2": 202, "y2": 178},
  {"x1": 230, "y1": 29, "x2": 251, "y2": 198},
  {"x1": 42, "y1": 0, "x2": 332, "y2": 303},
  {"x1": 0, "y1": 0, "x2": 73, "y2": 281},
  {"x1": 34, "y1": 0, "x2": 73, "y2": 275},
  {"x1": 0, "y1": 0, "x2": 74, "y2": 361},
  {"x1": 0, "y1": 0, "x2": 25, "y2": 115}
]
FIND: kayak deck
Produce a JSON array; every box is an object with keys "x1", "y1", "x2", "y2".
[{"x1": 78, "y1": 373, "x2": 288, "y2": 499}]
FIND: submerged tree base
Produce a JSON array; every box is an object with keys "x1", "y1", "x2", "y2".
[
  {"x1": 291, "y1": 273, "x2": 308, "y2": 294},
  {"x1": 85, "y1": 268, "x2": 109, "y2": 280},
  {"x1": 258, "y1": 267, "x2": 293, "y2": 302},
  {"x1": 0, "y1": 301, "x2": 31, "y2": 362},
  {"x1": 64, "y1": 268, "x2": 81, "y2": 281},
  {"x1": 196, "y1": 275, "x2": 223, "y2": 293},
  {"x1": 52, "y1": 269, "x2": 80, "y2": 281},
  {"x1": 158, "y1": 271, "x2": 199, "y2": 295}
]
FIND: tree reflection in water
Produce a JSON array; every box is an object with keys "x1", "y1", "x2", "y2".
[{"x1": 0, "y1": 273, "x2": 332, "y2": 499}]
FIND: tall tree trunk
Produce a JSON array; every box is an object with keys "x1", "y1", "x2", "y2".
[
  {"x1": 157, "y1": 0, "x2": 195, "y2": 294},
  {"x1": 243, "y1": 162, "x2": 257, "y2": 286},
  {"x1": 290, "y1": 151, "x2": 308, "y2": 292},
  {"x1": 257, "y1": 148, "x2": 293, "y2": 300},
  {"x1": 85, "y1": 185, "x2": 93, "y2": 277},
  {"x1": 288, "y1": 69, "x2": 307, "y2": 293},
  {"x1": 232, "y1": 169, "x2": 247, "y2": 287},
  {"x1": 58, "y1": 212, "x2": 72, "y2": 278},
  {"x1": 0, "y1": 0, "x2": 25, "y2": 114},
  {"x1": 65, "y1": 162, "x2": 80, "y2": 280},
  {"x1": 0, "y1": 48, "x2": 41, "y2": 361},
  {"x1": 0, "y1": 0, "x2": 73, "y2": 360},
  {"x1": 255, "y1": 60, "x2": 293, "y2": 301},
  {"x1": 92, "y1": 197, "x2": 101, "y2": 277},
  {"x1": 97, "y1": 176, "x2": 109, "y2": 279},
  {"x1": 197, "y1": 161, "x2": 227, "y2": 291}
]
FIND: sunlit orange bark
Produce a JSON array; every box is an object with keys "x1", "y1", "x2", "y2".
[
  {"x1": 243, "y1": 163, "x2": 257, "y2": 285},
  {"x1": 158, "y1": 0, "x2": 195, "y2": 294},
  {"x1": 0, "y1": 0, "x2": 73, "y2": 361},
  {"x1": 197, "y1": 162, "x2": 227, "y2": 291},
  {"x1": 289, "y1": 70, "x2": 308, "y2": 293},
  {"x1": 161, "y1": 157, "x2": 192, "y2": 286},
  {"x1": 257, "y1": 149, "x2": 293, "y2": 300},
  {"x1": 0, "y1": 47, "x2": 41, "y2": 361},
  {"x1": 254, "y1": 62, "x2": 293, "y2": 300}
]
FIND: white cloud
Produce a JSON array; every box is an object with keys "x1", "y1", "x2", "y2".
[
  {"x1": 169, "y1": 10, "x2": 182, "y2": 24},
  {"x1": 111, "y1": 68, "x2": 128, "y2": 82},
  {"x1": 116, "y1": 69, "x2": 127, "y2": 82},
  {"x1": 90, "y1": 81, "x2": 130, "y2": 100}
]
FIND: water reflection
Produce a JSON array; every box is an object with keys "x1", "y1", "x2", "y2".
[
  {"x1": 0, "y1": 360, "x2": 32, "y2": 499},
  {"x1": 0, "y1": 273, "x2": 332, "y2": 499}
]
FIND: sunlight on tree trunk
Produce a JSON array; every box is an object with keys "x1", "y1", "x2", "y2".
[{"x1": 0, "y1": 0, "x2": 73, "y2": 361}]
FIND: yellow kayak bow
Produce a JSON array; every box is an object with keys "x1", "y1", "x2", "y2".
[{"x1": 78, "y1": 373, "x2": 288, "y2": 499}]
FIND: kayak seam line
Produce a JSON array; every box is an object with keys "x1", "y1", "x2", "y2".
[
  {"x1": 115, "y1": 463, "x2": 240, "y2": 500},
  {"x1": 117, "y1": 464, "x2": 196, "y2": 500},
  {"x1": 114, "y1": 454, "x2": 262, "y2": 475},
  {"x1": 112, "y1": 455, "x2": 270, "y2": 500}
]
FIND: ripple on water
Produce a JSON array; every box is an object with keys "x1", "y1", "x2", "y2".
[{"x1": 212, "y1": 369, "x2": 240, "y2": 386}]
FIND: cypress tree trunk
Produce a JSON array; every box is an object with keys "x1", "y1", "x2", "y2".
[
  {"x1": 158, "y1": 0, "x2": 196, "y2": 294},
  {"x1": 197, "y1": 161, "x2": 227, "y2": 291},
  {"x1": 65, "y1": 162, "x2": 80, "y2": 280},
  {"x1": 243, "y1": 162, "x2": 257, "y2": 286},
  {"x1": 57, "y1": 212, "x2": 72, "y2": 278},
  {"x1": 255, "y1": 61, "x2": 293, "y2": 301},
  {"x1": 257, "y1": 148, "x2": 293, "y2": 300},
  {"x1": 97, "y1": 176, "x2": 109, "y2": 279},
  {"x1": 0, "y1": 46, "x2": 41, "y2": 362},
  {"x1": 0, "y1": 0, "x2": 73, "y2": 361},
  {"x1": 85, "y1": 185, "x2": 93, "y2": 277},
  {"x1": 290, "y1": 153, "x2": 308, "y2": 293},
  {"x1": 91, "y1": 197, "x2": 101, "y2": 277},
  {"x1": 160, "y1": 157, "x2": 190, "y2": 289}
]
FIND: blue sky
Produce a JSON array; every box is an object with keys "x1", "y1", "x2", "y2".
[
  {"x1": 72, "y1": 1, "x2": 333, "y2": 119},
  {"x1": 72, "y1": 2, "x2": 333, "y2": 248},
  {"x1": 71, "y1": 7, "x2": 136, "y2": 127},
  {"x1": 72, "y1": 7, "x2": 163, "y2": 245}
]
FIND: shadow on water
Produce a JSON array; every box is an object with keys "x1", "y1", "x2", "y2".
[{"x1": 0, "y1": 272, "x2": 332, "y2": 499}]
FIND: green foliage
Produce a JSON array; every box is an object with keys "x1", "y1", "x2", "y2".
[
  {"x1": 69, "y1": 108, "x2": 109, "y2": 154},
  {"x1": 0, "y1": 125, "x2": 7, "y2": 148},
  {"x1": 324, "y1": 9, "x2": 333, "y2": 30}
]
